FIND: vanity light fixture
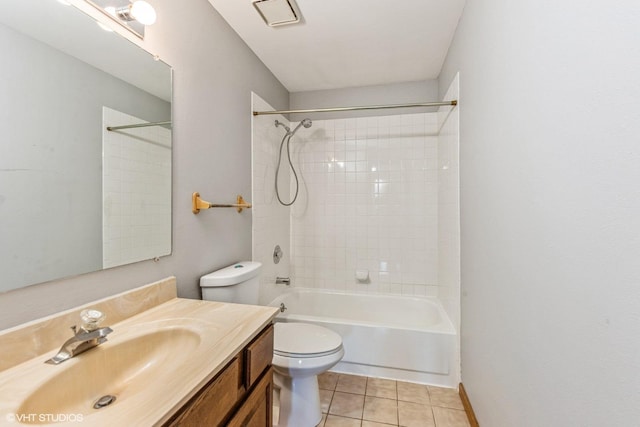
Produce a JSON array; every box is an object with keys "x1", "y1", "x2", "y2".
[
  {"x1": 252, "y1": 0, "x2": 303, "y2": 27},
  {"x1": 112, "y1": 0, "x2": 157, "y2": 25},
  {"x1": 85, "y1": 0, "x2": 157, "y2": 39}
]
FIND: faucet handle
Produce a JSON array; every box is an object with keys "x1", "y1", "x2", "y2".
[{"x1": 80, "y1": 309, "x2": 106, "y2": 332}]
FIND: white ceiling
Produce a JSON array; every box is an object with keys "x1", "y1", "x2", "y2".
[{"x1": 207, "y1": 0, "x2": 466, "y2": 92}]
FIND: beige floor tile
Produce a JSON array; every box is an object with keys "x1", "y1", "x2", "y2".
[
  {"x1": 427, "y1": 386, "x2": 464, "y2": 410},
  {"x1": 324, "y1": 414, "x2": 362, "y2": 427},
  {"x1": 317, "y1": 413, "x2": 327, "y2": 427},
  {"x1": 319, "y1": 372, "x2": 340, "y2": 390},
  {"x1": 431, "y1": 407, "x2": 470, "y2": 427},
  {"x1": 329, "y1": 391, "x2": 365, "y2": 419},
  {"x1": 398, "y1": 401, "x2": 435, "y2": 427},
  {"x1": 321, "y1": 389, "x2": 334, "y2": 413},
  {"x1": 363, "y1": 396, "x2": 398, "y2": 425},
  {"x1": 366, "y1": 377, "x2": 397, "y2": 399},
  {"x1": 362, "y1": 421, "x2": 397, "y2": 427},
  {"x1": 397, "y1": 381, "x2": 430, "y2": 405},
  {"x1": 336, "y1": 374, "x2": 368, "y2": 394}
]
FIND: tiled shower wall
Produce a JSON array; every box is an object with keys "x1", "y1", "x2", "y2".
[
  {"x1": 438, "y1": 74, "x2": 461, "y2": 322},
  {"x1": 438, "y1": 75, "x2": 461, "y2": 381},
  {"x1": 102, "y1": 107, "x2": 171, "y2": 268},
  {"x1": 290, "y1": 113, "x2": 440, "y2": 296},
  {"x1": 251, "y1": 94, "x2": 291, "y2": 305}
]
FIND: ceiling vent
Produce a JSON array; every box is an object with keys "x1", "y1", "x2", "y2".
[{"x1": 252, "y1": 0, "x2": 302, "y2": 27}]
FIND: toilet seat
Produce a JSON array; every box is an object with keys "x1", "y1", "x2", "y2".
[
  {"x1": 274, "y1": 347, "x2": 342, "y2": 359},
  {"x1": 274, "y1": 322, "x2": 343, "y2": 358}
]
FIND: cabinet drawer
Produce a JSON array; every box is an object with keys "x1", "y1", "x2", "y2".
[
  {"x1": 244, "y1": 325, "x2": 274, "y2": 389},
  {"x1": 166, "y1": 357, "x2": 240, "y2": 427}
]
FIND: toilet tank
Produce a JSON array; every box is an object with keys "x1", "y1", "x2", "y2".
[{"x1": 200, "y1": 261, "x2": 261, "y2": 305}]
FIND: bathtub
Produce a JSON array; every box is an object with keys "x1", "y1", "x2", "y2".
[{"x1": 268, "y1": 289, "x2": 458, "y2": 387}]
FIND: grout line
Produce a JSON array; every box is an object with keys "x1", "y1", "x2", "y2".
[
  {"x1": 334, "y1": 390, "x2": 399, "y2": 400},
  {"x1": 327, "y1": 414, "x2": 364, "y2": 421},
  {"x1": 393, "y1": 379, "x2": 400, "y2": 427},
  {"x1": 431, "y1": 406, "x2": 437, "y2": 427},
  {"x1": 326, "y1": 390, "x2": 335, "y2": 416}
]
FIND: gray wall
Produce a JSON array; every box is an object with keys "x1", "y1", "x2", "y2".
[
  {"x1": 0, "y1": 23, "x2": 169, "y2": 293},
  {"x1": 439, "y1": 1, "x2": 640, "y2": 425},
  {"x1": 289, "y1": 80, "x2": 439, "y2": 121},
  {"x1": 0, "y1": 0, "x2": 288, "y2": 329}
]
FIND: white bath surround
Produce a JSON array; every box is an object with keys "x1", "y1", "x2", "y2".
[
  {"x1": 270, "y1": 289, "x2": 457, "y2": 387},
  {"x1": 251, "y1": 90, "x2": 460, "y2": 386},
  {"x1": 251, "y1": 94, "x2": 293, "y2": 306}
]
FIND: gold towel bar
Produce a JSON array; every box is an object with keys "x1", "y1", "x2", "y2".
[{"x1": 192, "y1": 193, "x2": 252, "y2": 214}]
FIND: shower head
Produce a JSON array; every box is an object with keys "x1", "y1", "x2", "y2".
[
  {"x1": 290, "y1": 118, "x2": 312, "y2": 135},
  {"x1": 274, "y1": 120, "x2": 290, "y2": 133}
]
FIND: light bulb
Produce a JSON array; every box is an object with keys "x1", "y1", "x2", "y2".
[{"x1": 130, "y1": 1, "x2": 156, "y2": 25}]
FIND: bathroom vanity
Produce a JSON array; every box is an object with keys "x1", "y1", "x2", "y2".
[
  {"x1": 165, "y1": 324, "x2": 274, "y2": 426},
  {"x1": 0, "y1": 278, "x2": 278, "y2": 426}
]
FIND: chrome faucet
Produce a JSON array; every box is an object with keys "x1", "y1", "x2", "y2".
[{"x1": 45, "y1": 309, "x2": 113, "y2": 365}]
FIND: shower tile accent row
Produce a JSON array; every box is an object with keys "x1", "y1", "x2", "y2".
[{"x1": 290, "y1": 113, "x2": 441, "y2": 297}]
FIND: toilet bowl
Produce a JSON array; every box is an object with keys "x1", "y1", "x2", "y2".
[
  {"x1": 199, "y1": 262, "x2": 344, "y2": 427},
  {"x1": 272, "y1": 322, "x2": 344, "y2": 427}
]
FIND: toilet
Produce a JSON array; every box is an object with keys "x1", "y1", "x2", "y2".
[{"x1": 200, "y1": 261, "x2": 344, "y2": 427}]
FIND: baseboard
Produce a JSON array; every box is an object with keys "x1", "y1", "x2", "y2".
[{"x1": 459, "y1": 383, "x2": 479, "y2": 427}]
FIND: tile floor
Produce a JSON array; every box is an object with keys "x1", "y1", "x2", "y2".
[{"x1": 316, "y1": 372, "x2": 470, "y2": 427}]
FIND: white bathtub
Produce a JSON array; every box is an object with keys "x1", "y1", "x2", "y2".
[{"x1": 269, "y1": 289, "x2": 458, "y2": 387}]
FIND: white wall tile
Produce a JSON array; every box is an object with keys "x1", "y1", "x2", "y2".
[
  {"x1": 289, "y1": 112, "x2": 440, "y2": 296},
  {"x1": 251, "y1": 94, "x2": 292, "y2": 305},
  {"x1": 102, "y1": 107, "x2": 171, "y2": 269}
]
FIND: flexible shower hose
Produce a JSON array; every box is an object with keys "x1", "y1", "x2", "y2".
[{"x1": 275, "y1": 132, "x2": 299, "y2": 206}]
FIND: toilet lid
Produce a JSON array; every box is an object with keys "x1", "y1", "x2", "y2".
[{"x1": 274, "y1": 323, "x2": 343, "y2": 357}]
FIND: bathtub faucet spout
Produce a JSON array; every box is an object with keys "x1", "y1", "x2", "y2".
[{"x1": 276, "y1": 277, "x2": 290, "y2": 285}]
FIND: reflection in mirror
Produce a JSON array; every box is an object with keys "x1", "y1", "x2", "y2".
[
  {"x1": 85, "y1": 0, "x2": 157, "y2": 40},
  {"x1": 0, "y1": 0, "x2": 172, "y2": 293}
]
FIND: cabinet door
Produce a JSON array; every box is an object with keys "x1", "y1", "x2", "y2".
[
  {"x1": 166, "y1": 358, "x2": 240, "y2": 427},
  {"x1": 227, "y1": 368, "x2": 273, "y2": 427},
  {"x1": 245, "y1": 325, "x2": 274, "y2": 389}
]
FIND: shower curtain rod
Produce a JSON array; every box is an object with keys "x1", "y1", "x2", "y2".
[
  {"x1": 252, "y1": 100, "x2": 457, "y2": 116},
  {"x1": 106, "y1": 121, "x2": 172, "y2": 131}
]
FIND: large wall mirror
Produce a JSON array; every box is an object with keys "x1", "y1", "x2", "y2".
[{"x1": 0, "y1": 0, "x2": 172, "y2": 293}]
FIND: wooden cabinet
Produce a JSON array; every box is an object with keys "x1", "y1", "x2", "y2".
[
  {"x1": 165, "y1": 324, "x2": 273, "y2": 427},
  {"x1": 227, "y1": 368, "x2": 273, "y2": 427},
  {"x1": 245, "y1": 324, "x2": 274, "y2": 389}
]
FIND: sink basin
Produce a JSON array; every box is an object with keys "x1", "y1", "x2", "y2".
[
  {"x1": 17, "y1": 327, "x2": 200, "y2": 424},
  {"x1": 0, "y1": 297, "x2": 278, "y2": 427}
]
